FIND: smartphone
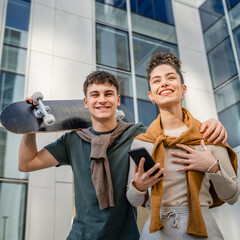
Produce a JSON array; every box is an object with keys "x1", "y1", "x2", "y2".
[{"x1": 128, "y1": 147, "x2": 163, "y2": 177}]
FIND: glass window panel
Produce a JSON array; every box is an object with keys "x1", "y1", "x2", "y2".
[
  {"x1": 130, "y1": 0, "x2": 174, "y2": 25},
  {"x1": 207, "y1": 37, "x2": 237, "y2": 89},
  {"x1": 96, "y1": 24, "x2": 130, "y2": 71},
  {"x1": 0, "y1": 182, "x2": 27, "y2": 240},
  {"x1": 6, "y1": 0, "x2": 31, "y2": 31},
  {"x1": 136, "y1": 76, "x2": 159, "y2": 126},
  {"x1": 229, "y1": 2, "x2": 240, "y2": 30},
  {"x1": 95, "y1": 1, "x2": 128, "y2": 30},
  {"x1": 97, "y1": 66, "x2": 133, "y2": 98},
  {"x1": 214, "y1": 77, "x2": 240, "y2": 112},
  {"x1": 4, "y1": 27, "x2": 28, "y2": 48},
  {"x1": 133, "y1": 33, "x2": 178, "y2": 77},
  {"x1": 0, "y1": 72, "x2": 25, "y2": 109},
  {"x1": 131, "y1": 13, "x2": 177, "y2": 44},
  {"x1": 0, "y1": 73, "x2": 27, "y2": 179},
  {"x1": 121, "y1": 95, "x2": 134, "y2": 119},
  {"x1": 137, "y1": 99, "x2": 159, "y2": 126},
  {"x1": 226, "y1": 0, "x2": 240, "y2": 10},
  {"x1": 204, "y1": 16, "x2": 228, "y2": 50},
  {"x1": 218, "y1": 102, "x2": 240, "y2": 148},
  {"x1": 233, "y1": 25, "x2": 240, "y2": 62},
  {"x1": 96, "y1": 0, "x2": 126, "y2": 10},
  {"x1": 1, "y1": 45, "x2": 27, "y2": 75},
  {"x1": 199, "y1": 0, "x2": 224, "y2": 32},
  {"x1": 136, "y1": 75, "x2": 148, "y2": 101}
]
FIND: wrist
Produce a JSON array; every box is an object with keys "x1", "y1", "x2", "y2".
[
  {"x1": 132, "y1": 180, "x2": 146, "y2": 192},
  {"x1": 206, "y1": 159, "x2": 219, "y2": 173}
]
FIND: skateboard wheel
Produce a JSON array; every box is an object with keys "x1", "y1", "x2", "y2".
[
  {"x1": 43, "y1": 114, "x2": 55, "y2": 126},
  {"x1": 32, "y1": 92, "x2": 43, "y2": 102}
]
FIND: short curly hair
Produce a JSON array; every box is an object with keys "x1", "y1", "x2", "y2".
[
  {"x1": 146, "y1": 52, "x2": 184, "y2": 90},
  {"x1": 83, "y1": 70, "x2": 119, "y2": 96}
]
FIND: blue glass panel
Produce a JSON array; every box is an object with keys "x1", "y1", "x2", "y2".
[
  {"x1": 97, "y1": 66, "x2": 133, "y2": 98},
  {"x1": 0, "y1": 182, "x2": 27, "y2": 240},
  {"x1": 1, "y1": 45, "x2": 27, "y2": 75},
  {"x1": 226, "y1": 0, "x2": 240, "y2": 10},
  {"x1": 233, "y1": 25, "x2": 240, "y2": 62},
  {"x1": 6, "y1": 0, "x2": 31, "y2": 31},
  {"x1": 96, "y1": 24, "x2": 131, "y2": 71},
  {"x1": 199, "y1": 0, "x2": 224, "y2": 32},
  {"x1": 214, "y1": 77, "x2": 240, "y2": 112},
  {"x1": 96, "y1": 0, "x2": 126, "y2": 10},
  {"x1": 229, "y1": 2, "x2": 240, "y2": 30},
  {"x1": 0, "y1": 72, "x2": 25, "y2": 110},
  {"x1": 120, "y1": 96, "x2": 134, "y2": 119},
  {"x1": 218, "y1": 101, "x2": 240, "y2": 148},
  {"x1": 138, "y1": 99, "x2": 159, "y2": 126},
  {"x1": 203, "y1": 16, "x2": 228, "y2": 50},
  {"x1": 207, "y1": 37, "x2": 237, "y2": 89},
  {"x1": 130, "y1": 0, "x2": 174, "y2": 25},
  {"x1": 133, "y1": 32, "x2": 178, "y2": 77},
  {"x1": 95, "y1": 1, "x2": 128, "y2": 30}
]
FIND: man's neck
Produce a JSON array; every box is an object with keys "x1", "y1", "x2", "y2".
[
  {"x1": 160, "y1": 106, "x2": 184, "y2": 130},
  {"x1": 91, "y1": 118, "x2": 118, "y2": 132}
]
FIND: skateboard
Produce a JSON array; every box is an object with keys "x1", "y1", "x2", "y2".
[{"x1": 0, "y1": 92, "x2": 134, "y2": 134}]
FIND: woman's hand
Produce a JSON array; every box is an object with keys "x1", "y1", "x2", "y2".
[
  {"x1": 200, "y1": 118, "x2": 227, "y2": 144},
  {"x1": 171, "y1": 140, "x2": 219, "y2": 173},
  {"x1": 132, "y1": 158, "x2": 165, "y2": 192}
]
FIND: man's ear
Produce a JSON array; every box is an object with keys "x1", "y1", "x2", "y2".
[
  {"x1": 83, "y1": 97, "x2": 88, "y2": 109},
  {"x1": 117, "y1": 94, "x2": 121, "y2": 107}
]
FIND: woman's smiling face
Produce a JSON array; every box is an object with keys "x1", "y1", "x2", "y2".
[{"x1": 148, "y1": 64, "x2": 187, "y2": 109}]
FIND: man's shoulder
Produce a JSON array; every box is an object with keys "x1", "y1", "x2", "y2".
[
  {"x1": 129, "y1": 122, "x2": 147, "y2": 132},
  {"x1": 122, "y1": 122, "x2": 147, "y2": 138}
]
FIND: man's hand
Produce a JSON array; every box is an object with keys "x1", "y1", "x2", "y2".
[{"x1": 200, "y1": 118, "x2": 227, "y2": 144}]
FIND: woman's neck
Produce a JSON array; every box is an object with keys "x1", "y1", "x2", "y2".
[{"x1": 159, "y1": 106, "x2": 184, "y2": 130}]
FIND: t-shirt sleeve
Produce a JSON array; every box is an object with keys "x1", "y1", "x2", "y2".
[
  {"x1": 44, "y1": 132, "x2": 71, "y2": 166},
  {"x1": 133, "y1": 122, "x2": 147, "y2": 137}
]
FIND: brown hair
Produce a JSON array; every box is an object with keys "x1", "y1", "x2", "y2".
[
  {"x1": 83, "y1": 71, "x2": 119, "y2": 96},
  {"x1": 146, "y1": 52, "x2": 184, "y2": 90}
]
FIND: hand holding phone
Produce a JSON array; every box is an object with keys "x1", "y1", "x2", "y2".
[{"x1": 128, "y1": 147, "x2": 163, "y2": 178}]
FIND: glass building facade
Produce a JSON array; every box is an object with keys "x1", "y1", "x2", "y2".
[
  {"x1": 199, "y1": 0, "x2": 240, "y2": 148},
  {"x1": 0, "y1": 0, "x2": 30, "y2": 239},
  {"x1": 95, "y1": 0, "x2": 178, "y2": 126}
]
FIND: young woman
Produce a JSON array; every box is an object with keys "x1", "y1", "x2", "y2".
[{"x1": 126, "y1": 52, "x2": 239, "y2": 239}]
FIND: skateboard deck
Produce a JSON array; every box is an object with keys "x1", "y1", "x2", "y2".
[{"x1": 0, "y1": 99, "x2": 134, "y2": 134}]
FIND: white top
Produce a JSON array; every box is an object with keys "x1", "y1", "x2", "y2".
[{"x1": 126, "y1": 125, "x2": 239, "y2": 208}]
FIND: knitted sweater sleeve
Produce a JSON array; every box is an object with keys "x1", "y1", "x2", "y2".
[
  {"x1": 207, "y1": 145, "x2": 239, "y2": 204},
  {"x1": 126, "y1": 140, "x2": 148, "y2": 207}
]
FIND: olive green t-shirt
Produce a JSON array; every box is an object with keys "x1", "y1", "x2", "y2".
[{"x1": 45, "y1": 122, "x2": 146, "y2": 240}]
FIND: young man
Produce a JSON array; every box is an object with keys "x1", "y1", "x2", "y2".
[{"x1": 19, "y1": 71, "x2": 227, "y2": 240}]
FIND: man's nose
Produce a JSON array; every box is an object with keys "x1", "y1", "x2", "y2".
[{"x1": 98, "y1": 94, "x2": 107, "y2": 102}]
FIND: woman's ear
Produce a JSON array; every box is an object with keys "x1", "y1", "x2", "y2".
[
  {"x1": 148, "y1": 91, "x2": 156, "y2": 104},
  {"x1": 182, "y1": 84, "x2": 187, "y2": 95},
  {"x1": 148, "y1": 91, "x2": 153, "y2": 101}
]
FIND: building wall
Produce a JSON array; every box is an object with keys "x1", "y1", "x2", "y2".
[{"x1": 24, "y1": 0, "x2": 95, "y2": 239}]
